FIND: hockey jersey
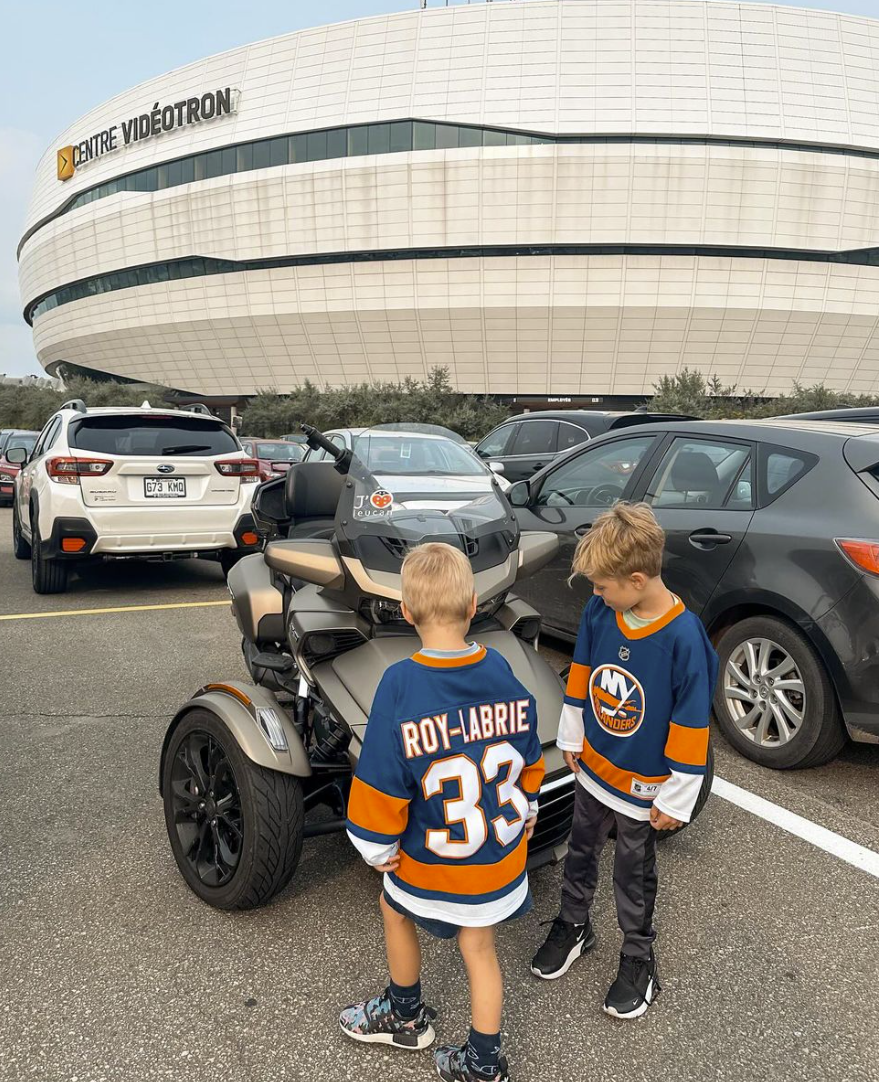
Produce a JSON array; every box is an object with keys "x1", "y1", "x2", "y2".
[
  {"x1": 558, "y1": 595, "x2": 718, "y2": 823},
  {"x1": 346, "y1": 645, "x2": 546, "y2": 926}
]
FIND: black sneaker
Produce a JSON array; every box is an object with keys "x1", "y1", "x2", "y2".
[
  {"x1": 339, "y1": 987, "x2": 437, "y2": 1050},
  {"x1": 603, "y1": 950, "x2": 661, "y2": 1019},
  {"x1": 434, "y1": 1042, "x2": 510, "y2": 1082},
  {"x1": 530, "y1": 916, "x2": 596, "y2": 980}
]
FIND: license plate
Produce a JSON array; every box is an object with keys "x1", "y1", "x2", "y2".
[{"x1": 144, "y1": 477, "x2": 187, "y2": 498}]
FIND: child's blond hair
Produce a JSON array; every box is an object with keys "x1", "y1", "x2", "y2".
[
  {"x1": 401, "y1": 542, "x2": 475, "y2": 626},
  {"x1": 571, "y1": 502, "x2": 665, "y2": 581}
]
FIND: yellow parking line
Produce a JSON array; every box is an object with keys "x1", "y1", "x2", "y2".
[{"x1": 0, "y1": 600, "x2": 232, "y2": 621}]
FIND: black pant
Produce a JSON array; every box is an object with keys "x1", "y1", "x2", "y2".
[{"x1": 560, "y1": 783, "x2": 658, "y2": 960}]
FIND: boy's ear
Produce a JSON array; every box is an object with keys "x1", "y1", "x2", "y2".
[
  {"x1": 469, "y1": 592, "x2": 478, "y2": 618},
  {"x1": 630, "y1": 572, "x2": 648, "y2": 590},
  {"x1": 401, "y1": 601, "x2": 416, "y2": 627}
]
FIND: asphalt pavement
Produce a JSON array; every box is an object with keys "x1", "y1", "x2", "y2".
[{"x1": 0, "y1": 507, "x2": 877, "y2": 1082}]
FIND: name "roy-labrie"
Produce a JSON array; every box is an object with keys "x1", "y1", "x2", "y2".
[{"x1": 401, "y1": 699, "x2": 531, "y2": 760}]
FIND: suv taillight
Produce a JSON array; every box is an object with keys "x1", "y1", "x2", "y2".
[
  {"x1": 835, "y1": 539, "x2": 879, "y2": 577},
  {"x1": 215, "y1": 458, "x2": 261, "y2": 483},
  {"x1": 47, "y1": 457, "x2": 113, "y2": 485}
]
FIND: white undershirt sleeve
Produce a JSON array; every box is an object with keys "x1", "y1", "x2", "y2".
[
  {"x1": 653, "y1": 771, "x2": 703, "y2": 823},
  {"x1": 346, "y1": 831, "x2": 400, "y2": 867},
  {"x1": 557, "y1": 702, "x2": 585, "y2": 753}
]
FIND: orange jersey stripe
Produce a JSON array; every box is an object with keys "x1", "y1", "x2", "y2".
[
  {"x1": 615, "y1": 597, "x2": 685, "y2": 640},
  {"x1": 347, "y1": 775, "x2": 410, "y2": 836},
  {"x1": 520, "y1": 755, "x2": 546, "y2": 796},
  {"x1": 397, "y1": 836, "x2": 528, "y2": 895},
  {"x1": 411, "y1": 646, "x2": 488, "y2": 668},
  {"x1": 580, "y1": 732, "x2": 670, "y2": 794},
  {"x1": 566, "y1": 662, "x2": 591, "y2": 700},
  {"x1": 666, "y1": 722, "x2": 709, "y2": 767}
]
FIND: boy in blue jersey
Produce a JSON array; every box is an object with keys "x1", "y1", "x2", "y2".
[
  {"x1": 340, "y1": 542, "x2": 545, "y2": 1082},
  {"x1": 531, "y1": 503, "x2": 717, "y2": 1019}
]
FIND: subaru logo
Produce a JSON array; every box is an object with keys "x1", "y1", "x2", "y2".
[{"x1": 156, "y1": 464, "x2": 175, "y2": 473}]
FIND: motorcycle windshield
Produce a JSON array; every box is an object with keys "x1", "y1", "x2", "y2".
[{"x1": 337, "y1": 424, "x2": 518, "y2": 574}]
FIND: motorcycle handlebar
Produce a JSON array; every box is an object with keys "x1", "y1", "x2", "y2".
[
  {"x1": 299, "y1": 423, "x2": 353, "y2": 475},
  {"x1": 300, "y1": 423, "x2": 344, "y2": 459}
]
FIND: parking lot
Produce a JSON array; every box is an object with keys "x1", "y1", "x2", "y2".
[{"x1": 0, "y1": 506, "x2": 877, "y2": 1082}]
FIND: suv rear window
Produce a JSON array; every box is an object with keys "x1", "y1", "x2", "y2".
[{"x1": 69, "y1": 416, "x2": 239, "y2": 456}]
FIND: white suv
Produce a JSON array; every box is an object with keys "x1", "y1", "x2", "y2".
[{"x1": 9, "y1": 399, "x2": 261, "y2": 594}]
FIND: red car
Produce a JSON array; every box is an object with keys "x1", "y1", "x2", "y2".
[
  {"x1": 0, "y1": 430, "x2": 38, "y2": 506},
  {"x1": 239, "y1": 438, "x2": 304, "y2": 482}
]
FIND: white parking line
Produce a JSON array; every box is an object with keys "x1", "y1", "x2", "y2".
[
  {"x1": 0, "y1": 600, "x2": 231, "y2": 621},
  {"x1": 713, "y1": 776, "x2": 879, "y2": 880}
]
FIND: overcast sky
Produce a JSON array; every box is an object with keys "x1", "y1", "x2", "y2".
[{"x1": 3, "y1": 0, "x2": 878, "y2": 378}]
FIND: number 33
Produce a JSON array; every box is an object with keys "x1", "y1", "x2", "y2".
[{"x1": 422, "y1": 741, "x2": 531, "y2": 859}]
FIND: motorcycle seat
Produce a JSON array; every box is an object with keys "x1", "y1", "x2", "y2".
[{"x1": 284, "y1": 461, "x2": 344, "y2": 538}]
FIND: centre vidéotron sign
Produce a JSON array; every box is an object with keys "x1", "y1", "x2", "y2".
[{"x1": 57, "y1": 87, "x2": 239, "y2": 181}]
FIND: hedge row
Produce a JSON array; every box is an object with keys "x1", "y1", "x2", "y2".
[{"x1": 1, "y1": 367, "x2": 875, "y2": 437}]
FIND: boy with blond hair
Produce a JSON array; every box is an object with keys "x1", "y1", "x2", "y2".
[
  {"x1": 341, "y1": 542, "x2": 545, "y2": 1082},
  {"x1": 531, "y1": 503, "x2": 717, "y2": 1019}
]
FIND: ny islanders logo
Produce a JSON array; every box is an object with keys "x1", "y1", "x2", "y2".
[{"x1": 588, "y1": 664, "x2": 646, "y2": 737}]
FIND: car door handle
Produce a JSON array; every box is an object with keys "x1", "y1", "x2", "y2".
[
  {"x1": 575, "y1": 524, "x2": 593, "y2": 536},
  {"x1": 688, "y1": 530, "x2": 732, "y2": 548}
]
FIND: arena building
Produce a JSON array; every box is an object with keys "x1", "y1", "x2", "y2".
[{"x1": 19, "y1": 0, "x2": 879, "y2": 401}]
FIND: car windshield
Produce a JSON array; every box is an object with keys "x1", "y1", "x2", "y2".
[
  {"x1": 340, "y1": 424, "x2": 514, "y2": 555},
  {"x1": 257, "y1": 442, "x2": 303, "y2": 461},
  {"x1": 6, "y1": 434, "x2": 36, "y2": 455},
  {"x1": 350, "y1": 430, "x2": 486, "y2": 476},
  {"x1": 70, "y1": 415, "x2": 239, "y2": 456}
]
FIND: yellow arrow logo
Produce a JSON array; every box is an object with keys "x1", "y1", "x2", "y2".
[{"x1": 57, "y1": 146, "x2": 75, "y2": 181}]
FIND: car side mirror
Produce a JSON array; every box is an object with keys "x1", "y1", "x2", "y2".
[
  {"x1": 6, "y1": 447, "x2": 28, "y2": 464},
  {"x1": 488, "y1": 460, "x2": 505, "y2": 475},
  {"x1": 508, "y1": 480, "x2": 530, "y2": 507}
]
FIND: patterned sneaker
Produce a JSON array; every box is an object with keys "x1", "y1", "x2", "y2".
[
  {"x1": 434, "y1": 1043, "x2": 510, "y2": 1081},
  {"x1": 339, "y1": 988, "x2": 436, "y2": 1050}
]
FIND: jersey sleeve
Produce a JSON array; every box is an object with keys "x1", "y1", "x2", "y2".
[
  {"x1": 557, "y1": 600, "x2": 593, "y2": 752},
  {"x1": 654, "y1": 622, "x2": 718, "y2": 822},
  {"x1": 346, "y1": 671, "x2": 417, "y2": 866},
  {"x1": 520, "y1": 694, "x2": 545, "y2": 812}
]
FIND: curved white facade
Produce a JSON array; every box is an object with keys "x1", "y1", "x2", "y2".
[{"x1": 20, "y1": 0, "x2": 879, "y2": 397}]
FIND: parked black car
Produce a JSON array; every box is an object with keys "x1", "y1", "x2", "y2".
[
  {"x1": 474, "y1": 410, "x2": 692, "y2": 482},
  {"x1": 508, "y1": 418, "x2": 879, "y2": 769}
]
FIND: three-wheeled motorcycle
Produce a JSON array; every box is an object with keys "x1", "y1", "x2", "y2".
[{"x1": 159, "y1": 423, "x2": 712, "y2": 909}]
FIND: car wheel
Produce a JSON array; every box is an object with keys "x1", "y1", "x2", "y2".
[
  {"x1": 163, "y1": 708, "x2": 304, "y2": 910},
  {"x1": 713, "y1": 615, "x2": 846, "y2": 769},
  {"x1": 12, "y1": 503, "x2": 31, "y2": 560},
  {"x1": 30, "y1": 515, "x2": 68, "y2": 594}
]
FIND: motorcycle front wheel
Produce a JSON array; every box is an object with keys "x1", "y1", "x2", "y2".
[{"x1": 162, "y1": 708, "x2": 304, "y2": 909}]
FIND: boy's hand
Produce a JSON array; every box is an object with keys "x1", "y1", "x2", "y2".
[
  {"x1": 374, "y1": 853, "x2": 401, "y2": 873},
  {"x1": 649, "y1": 806, "x2": 682, "y2": 831},
  {"x1": 563, "y1": 751, "x2": 580, "y2": 774},
  {"x1": 525, "y1": 815, "x2": 537, "y2": 841}
]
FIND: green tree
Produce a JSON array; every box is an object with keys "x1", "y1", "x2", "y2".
[{"x1": 239, "y1": 367, "x2": 509, "y2": 439}]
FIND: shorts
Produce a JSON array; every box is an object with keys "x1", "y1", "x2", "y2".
[{"x1": 382, "y1": 888, "x2": 533, "y2": 940}]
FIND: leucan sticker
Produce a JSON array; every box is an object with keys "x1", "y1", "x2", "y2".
[{"x1": 354, "y1": 488, "x2": 394, "y2": 519}]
